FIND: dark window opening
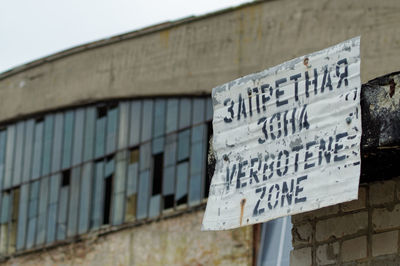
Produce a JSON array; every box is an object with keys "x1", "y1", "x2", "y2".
[
  {"x1": 97, "y1": 105, "x2": 108, "y2": 118},
  {"x1": 152, "y1": 153, "x2": 163, "y2": 196},
  {"x1": 103, "y1": 175, "x2": 113, "y2": 225},
  {"x1": 176, "y1": 195, "x2": 187, "y2": 206},
  {"x1": 205, "y1": 121, "x2": 213, "y2": 198},
  {"x1": 163, "y1": 195, "x2": 174, "y2": 210},
  {"x1": 61, "y1": 170, "x2": 70, "y2": 187},
  {"x1": 35, "y1": 117, "x2": 44, "y2": 123}
]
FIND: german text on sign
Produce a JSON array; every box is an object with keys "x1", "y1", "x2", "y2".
[{"x1": 202, "y1": 37, "x2": 361, "y2": 231}]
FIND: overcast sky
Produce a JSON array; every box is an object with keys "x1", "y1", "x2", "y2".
[{"x1": 0, "y1": 0, "x2": 251, "y2": 74}]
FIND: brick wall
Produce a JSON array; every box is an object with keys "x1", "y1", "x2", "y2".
[{"x1": 291, "y1": 177, "x2": 400, "y2": 265}]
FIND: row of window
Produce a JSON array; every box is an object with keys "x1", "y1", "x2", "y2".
[{"x1": 0, "y1": 97, "x2": 213, "y2": 255}]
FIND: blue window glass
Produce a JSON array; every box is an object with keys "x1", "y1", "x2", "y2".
[
  {"x1": 0, "y1": 129, "x2": 6, "y2": 189},
  {"x1": 46, "y1": 174, "x2": 60, "y2": 244},
  {"x1": 41, "y1": 115, "x2": 54, "y2": 176},
  {"x1": 4, "y1": 125, "x2": 15, "y2": 189},
  {"x1": 136, "y1": 170, "x2": 150, "y2": 220},
  {"x1": 91, "y1": 161, "x2": 104, "y2": 230},
  {"x1": 51, "y1": 113, "x2": 63, "y2": 174},
  {"x1": 112, "y1": 151, "x2": 127, "y2": 226},
  {"x1": 141, "y1": 100, "x2": 153, "y2": 142},
  {"x1": 78, "y1": 162, "x2": 92, "y2": 234},
  {"x1": 12, "y1": 122, "x2": 25, "y2": 187},
  {"x1": 36, "y1": 176, "x2": 49, "y2": 245},
  {"x1": 166, "y1": 98, "x2": 178, "y2": 134},
  {"x1": 189, "y1": 124, "x2": 206, "y2": 205},
  {"x1": 139, "y1": 143, "x2": 151, "y2": 171},
  {"x1": 118, "y1": 102, "x2": 130, "y2": 150},
  {"x1": 129, "y1": 101, "x2": 142, "y2": 147},
  {"x1": 67, "y1": 167, "x2": 80, "y2": 237},
  {"x1": 31, "y1": 119, "x2": 44, "y2": 180},
  {"x1": 206, "y1": 97, "x2": 213, "y2": 121},
  {"x1": 177, "y1": 129, "x2": 190, "y2": 162},
  {"x1": 192, "y1": 98, "x2": 205, "y2": 125},
  {"x1": 153, "y1": 99, "x2": 166, "y2": 138},
  {"x1": 61, "y1": 111, "x2": 74, "y2": 169},
  {"x1": 94, "y1": 107, "x2": 106, "y2": 159},
  {"x1": 179, "y1": 98, "x2": 191, "y2": 129},
  {"x1": 106, "y1": 105, "x2": 118, "y2": 155},
  {"x1": 175, "y1": 161, "x2": 188, "y2": 206},
  {"x1": 16, "y1": 184, "x2": 29, "y2": 250},
  {"x1": 83, "y1": 107, "x2": 96, "y2": 162},
  {"x1": 57, "y1": 186, "x2": 68, "y2": 241},
  {"x1": 72, "y1": 108, "x2": 85, "y2": 166},
  {"x1": 257, "y1": 217, "x2": 293, "y2": 266},
  {"x1": 26, "y1": 180, "x2": 39, "y2": 249}
]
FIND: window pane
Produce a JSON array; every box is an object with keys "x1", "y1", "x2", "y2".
[
  {"x1": 118, "y1": 102, "x2": 130, "y2": 150},
  {"x1": 0, "y1": 192, "x2": 10, "y2": 224},
  {"x1": 179, "y1": 98, "x2": 191, "y2": 129},
  {"x1": 175, "y1": 162, "x2": 188, "y2": 205},
  {"x1": 13, "y1": 122, "x2": 25, "y2": 187},
  {"x1": 153, "y1": 99, "x2": 166, "y2": 138},
  {"x1": 67, "y1": 167, "x2": 80, "y2": 237},
  {"x1": 91, "y1": 161, "x2": 104, "y2": 230},
  {"x1": 258, "y1": 217, "x2": 292, "y2": 266},
  {"x1": 112, "y1": 151, "x2": 127, "y2": 226},
  {"x1": 106, "y1": 105, "x2": 118, "y2": 155},
  {"x1": 149, "y1": 195, "x2": 161, "y2": 218},
  {"x1": 46, "y1": 174, "x2": 60, "y2": 244},
  {"x1": 189, "y1": 125, "x2": 206, "y2": 205},
  {"x1": 83, "y1": 107, "x2": 96, "y2": 161},
  {"x1": 164, "y1": 133, "x2": 177, "y2": 166},
  {"x1": 177, "y1": 129, "x2": 190, "y2": 162},
  {"x1": 129, "y1": 101, "x2": 142, "y2": 147},
  {"x1": 51, "y1": 113, "x2": 63, "y2": 174},
  {"x1": 192, "y1": 98, "x2": 205, "y2": 125},
  {"x1": 0, "y1": 129, "x2": 6, "y2": 189},
  {"x1": 36, "y1": 176, "x2": 49, "y2": 245},
  {"x1": 72, "y1": 108, "x2": 85, "y2": 166},
  {"x1": 26, "y1": 180, "x2": 39, "y2": 249},
  {"x1": 32, "y1": 120, "x2": 44, "y2": 180},
  {"x1": 78, "y1": 162, "x2": 92, "y2": 234},
  {"x1": 4, "y1": 125, "x2": 15, "y2": 189},
  {"x1": 136, "y1": 170, "x2": 150, "y2": 220},
  {"x1": 166, "y1": 98, "x2": 178, "y2": 134},
  {"x1": 139, "y1": 143, "x2": 151, "y2": 171},
  {"x1": 163, "y1": 165, "x2": 175, "y2": 196},
  {"x1": 16, "y1": 184, "x2": 29, "y2": 250},
  {"x1": 141, "y1": 100, "x2": 153, "y2": 142},
  {"x1": 152, "y1": 137, "x2": 164, "y2": 155},
  {"x1": 57, "y1": 186, "x2": 68, "y2": 241},
  {"x1": 206, "y1": 97, "x2": 213, "y2": 121},
  {"x1": 94, "y1": 110, "x2": 106, "y2": 159},
  {"x1": 62, "y1": 111, "x2": 74, "y2": 169},
  {"x1": 41, "y1": 115, "x2": 54, "y2": 176}
]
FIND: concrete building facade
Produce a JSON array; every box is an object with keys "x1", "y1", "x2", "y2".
[{"x1": 0, "y1": 0, "x2": 400, "y2": 265}]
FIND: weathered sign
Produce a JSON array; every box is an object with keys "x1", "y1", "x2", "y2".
[{"x1": 202, "y1": 37, "x2": 361, "y2": 231}]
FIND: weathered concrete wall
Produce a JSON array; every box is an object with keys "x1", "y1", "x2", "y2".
[
  {"x1": 291, "y1": 177, "x2": 400, "y2": 265},
  {"x1": 1, "y1": 210, "x2": 253, "y2": 266},
  {"x1": 0, "y1": 0, "x2": 400, "y2": 123}
]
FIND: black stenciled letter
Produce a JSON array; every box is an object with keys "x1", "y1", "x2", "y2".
[
  {"x1": 275, "y1": 78, "x2": 288, "y2": 107},
  {"x1": 336, "y1": 58, "x2": 348, "y2": 88},
  {"x1": 223, "y1": 98, "x2": 234, "y2": 123}
]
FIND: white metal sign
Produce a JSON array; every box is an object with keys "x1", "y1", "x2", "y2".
[{"x1": 202, "y1": 37, "x2": 361, "y2": 231}]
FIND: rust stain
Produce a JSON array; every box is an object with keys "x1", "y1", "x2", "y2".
[
  {"x1": 239, "y1": 198, "x2": 246, "y2": 226},
  {"x1": 303, "y1": 57, "x2": 309, "y2": 67},
  {"x1": 389, "y1": 79, "x2": 395, "y2": 98}
]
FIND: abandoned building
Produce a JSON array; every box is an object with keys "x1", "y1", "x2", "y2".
[{"x1": 0, "y1": 0, "x2": 399, "y2": 265}]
